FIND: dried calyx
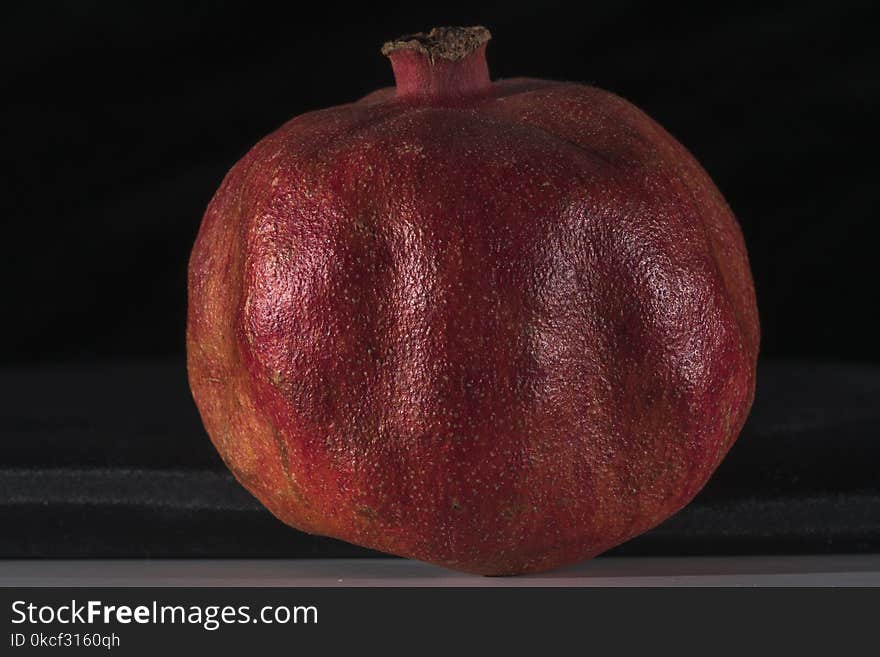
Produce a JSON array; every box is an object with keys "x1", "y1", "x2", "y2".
[{"x1": 381, "y1": 26, "x2": 491, "y2": 64}]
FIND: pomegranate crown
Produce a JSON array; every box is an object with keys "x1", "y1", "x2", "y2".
[{"x1": 380, "y1": 26, "x2": 493, "y2": 99}]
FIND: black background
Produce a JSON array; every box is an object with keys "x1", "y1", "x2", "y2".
[
  {"x1": 2, "y1": 0, "x2": 878, "y2": 366},
  {"x1": 1, "y1": 1, "x2": 878, "y2": 561}
]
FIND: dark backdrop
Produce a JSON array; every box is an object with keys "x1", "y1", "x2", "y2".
[
  {"x1": 1, "y1": 2, "x2": 878, "y2": 560},
  {"x1": 2, "y1": 0, "x2": 878, "y2": 366}
]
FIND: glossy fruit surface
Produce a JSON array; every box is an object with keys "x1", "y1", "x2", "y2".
[{"x1": 187, "y1": 26, "x2": 759, "y2": 575}]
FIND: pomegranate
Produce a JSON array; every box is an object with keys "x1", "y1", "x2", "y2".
[{"x1": 187, "y1": 26, "x2": 759, "y2": 575}]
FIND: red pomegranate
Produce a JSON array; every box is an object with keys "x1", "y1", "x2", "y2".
[{"x1": 187, "y1": 26, "x2": 759, "y2": 575}]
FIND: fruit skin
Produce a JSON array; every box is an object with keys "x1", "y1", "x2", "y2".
[{"x1": 187, "y1": 28, "x2": 758, "y2": 576}]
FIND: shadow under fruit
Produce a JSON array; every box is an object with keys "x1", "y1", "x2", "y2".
[{"x1": 187, "y1": 26, "x2": 759, "y2": 575}]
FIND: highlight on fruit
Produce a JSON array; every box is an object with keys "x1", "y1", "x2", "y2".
[{"x1": 187, "y1": 26, "x2": 759, "y2": 575}]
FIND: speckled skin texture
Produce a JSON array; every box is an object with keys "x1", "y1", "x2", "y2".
[{"x1": 187, "y1": 35, "x2": 758, "y2": 575}]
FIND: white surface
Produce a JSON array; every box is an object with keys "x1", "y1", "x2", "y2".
[{"x1": 1, "y1": 555, "x2": 879, "y2": 587}]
